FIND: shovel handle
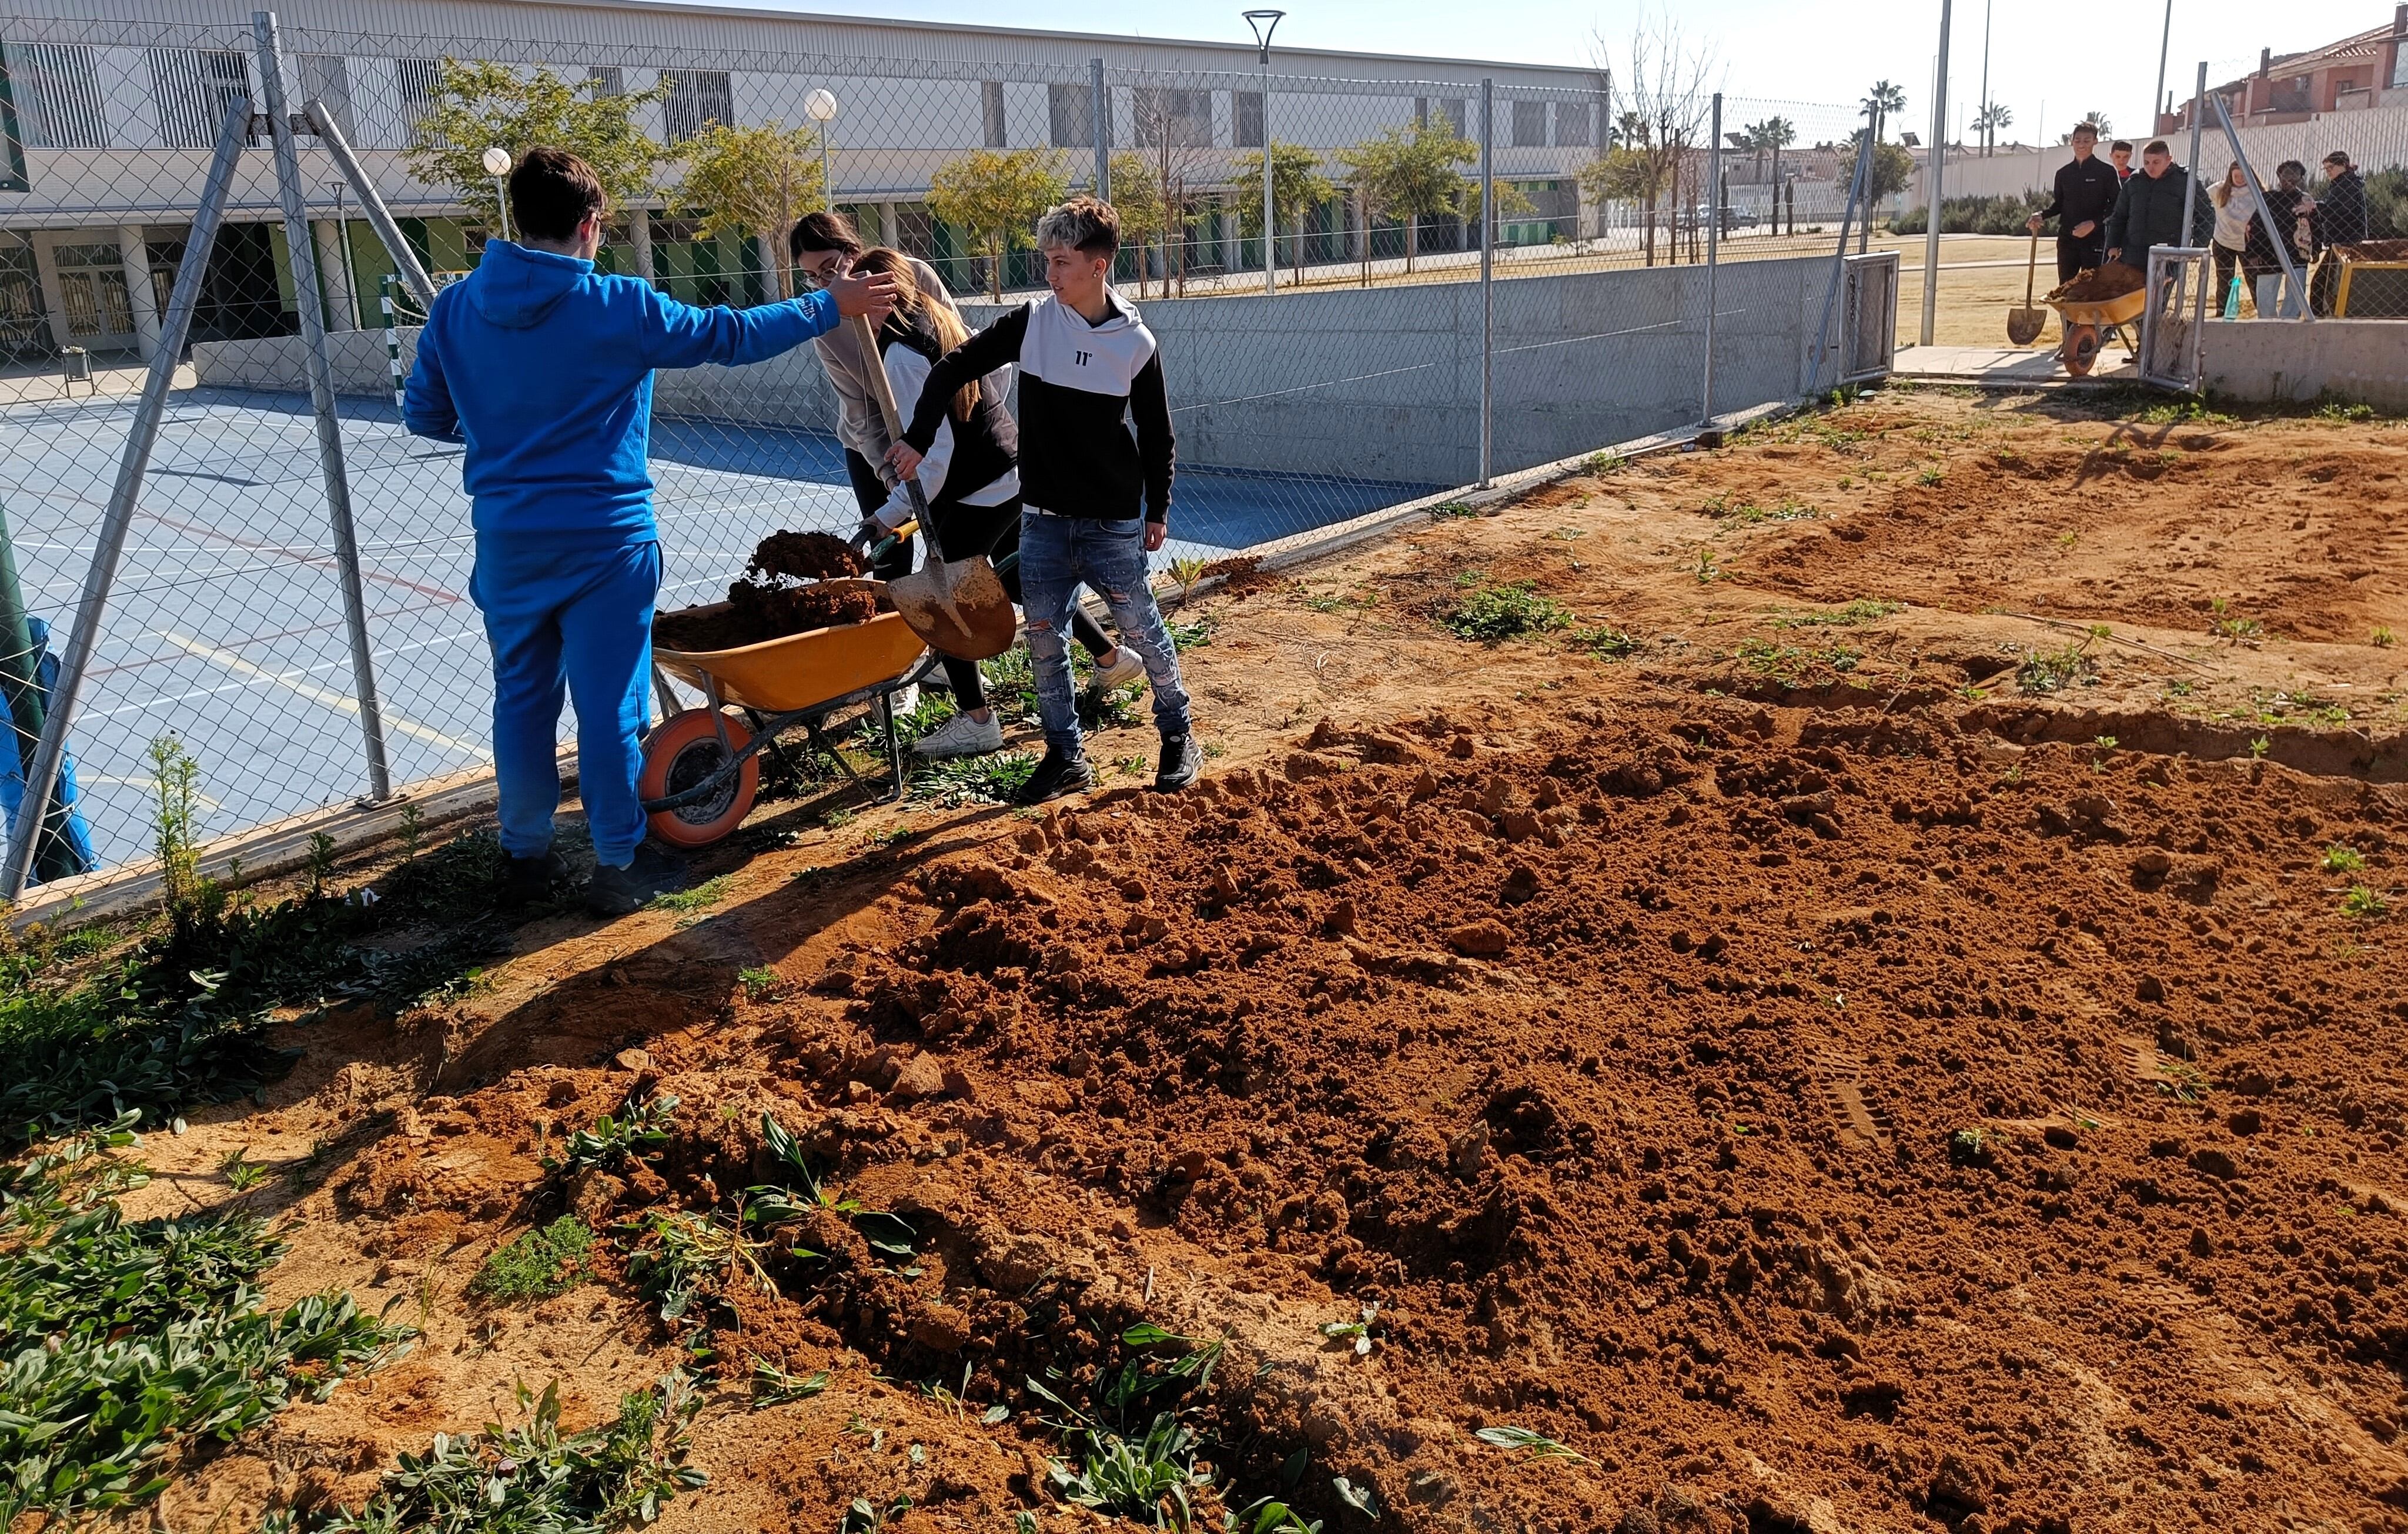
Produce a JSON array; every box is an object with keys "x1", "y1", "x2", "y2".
[
  {"x1": 2024, "y1": 232, "x2": 2039, "y2": 308},
  {"x1": 849, "y1": 313, "x2": 942, "y2": 561}
]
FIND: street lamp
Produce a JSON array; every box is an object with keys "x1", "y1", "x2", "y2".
[
  {"x1": 327, "y1": 179, "x2": 359, "y2": 328},
  {"x1": 805, "y1": 88, "x2": 839, "y2": 212},
  {"x1": 1244, "y1": 9, "x2": 1283, "y2": 295},
  {"x1": 481, "y1": 145, "x2": 513, "y2": 242}
]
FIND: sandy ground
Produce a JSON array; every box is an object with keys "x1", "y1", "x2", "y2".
[{"x1": 69, "y1": 386, "x2": 2408, "y2": 1534}]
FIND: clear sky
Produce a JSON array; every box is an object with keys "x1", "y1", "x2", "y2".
[{"x1": 719, "y1": 0, "x2": 2392, "y2": 148}]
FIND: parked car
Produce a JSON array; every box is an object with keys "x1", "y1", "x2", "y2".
[{"x1": 1674, "y1": 203, "x2": 1760, "y2": 234}]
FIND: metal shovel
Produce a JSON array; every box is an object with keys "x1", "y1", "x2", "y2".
[
  {"x1": 848, "y1": 314, "x2": 1017, "y2": 660},
  {"x1": 2007, "y1": 233, "x2": 2048, "y2": 345}
]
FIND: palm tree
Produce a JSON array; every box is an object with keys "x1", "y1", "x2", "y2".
[
  {"x1": 1973, "y1": 101, "x2": 2013, "y2": 155},
  {"x1": 1730, "y1": 122, "x2": 1762, "y2": 183},
  {"x1": 1758, "y1": 115, "x2": 1796, "y2": 182},
  {"x1": 1862, "y1": 80, "x2": 1907, "y2": 153},
  {"x1": 2061, "y1": 111, "x2": 2113, "y2": 145}
]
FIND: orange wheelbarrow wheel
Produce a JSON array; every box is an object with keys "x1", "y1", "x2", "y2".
[
  {"x1": 639, "y1": 709, "x2": 758, "y2": 849},
  {"x1": 2061, "y1": 323, "x2": 2102, "y2": 376}
]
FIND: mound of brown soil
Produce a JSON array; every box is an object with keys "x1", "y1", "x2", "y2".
[
  {"x1": 752, "y1": 529, "x2": 867, "y2": 582},
  {"x1": 2049, "y1": 263, "x2": 2146, "y2": 303}
]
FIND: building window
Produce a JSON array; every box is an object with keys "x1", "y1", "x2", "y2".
[
  {"x1": 589, "y1": 65, "x2": 623, "y2": 97},
  {"x1": 1234, "y1": 89, "x2": 1263, "y2": 148},
  {"x1": 1132, "y1": 86, "x2": 1211, "y2": 148},
  {"x1": 895, "y1": 203, "x2": 936, "y2": 259},
  {"x1": 1511, "y1": 99, "x2": 1546, "y2": 147},
  {"x1": 395, "y1": 57, "x2": 442, "y2": 146},
  {"x1": 299, "y1": 54, "x2": 352, "y2": 140},
  {"x1": 12, "y1": 43, "x2": 108, "y2": 149},
  {"x1": 150, "y1": 48, "x2": 250, "y2": 151},
  {"x1": 1555, "y1": 99, "x2": 1593, "y2": 146},
  {"x1": 1415, "y1": 97, "x2": 1466, "y2": 136},
  {"x1": 663, "y1": 69, "x2": 731, "y2": 142},
  {"x1": 1049, "y1": 81, "x2": 1104, "y2": 149},
  {"x1": 981, "y1": 81, "x2": 1006, "y2": 147}
]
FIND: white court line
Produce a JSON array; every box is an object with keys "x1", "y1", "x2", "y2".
[
  {"x1": 159, "y1": 631, "x2": 490, "y2": 762},
  {"x1": 77, "y1": 774, "x2": 224, "y2": 810}
]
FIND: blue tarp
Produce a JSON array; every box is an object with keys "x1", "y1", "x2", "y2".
[{"x1": 0, "y1": 617, "x2": 99, "y2": 884}]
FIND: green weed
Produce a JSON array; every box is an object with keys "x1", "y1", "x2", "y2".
[
  {"x1": 2374, "y1": 626, "x2": 2396, "y2": 649},
  {"x1": 220, "y1": 1145, "x2": 270, "y2": 1193},
  {"x1": 294, "y1": 1375, "x2": 705, "y2": 1533},
  {"x1": 914, "y1": 750, "x2": 1038, "y2": 808},
  {"x1": 1431, "y1": 500, "x2": 1481, "y2": 519},
  {"x1": 2015, "y1": 641, "x2": 2099, "y2": 694},
  {"x1": 1582, "y1": 450, "x2": 1626, "y2": 474},
  {"x1": 2323, "y1": 845, "x2": 2367, "y2": 874},
  {"x1": 1705, "y1": 493, "x2": 1817, "y2": 524},
  {"x1": 648, "y1": 874, "x2": 733, "y2": 914},
  {"x1": 1570, "y1": 625, "x2": 1641, "y2": 659},
  {"x1": 1473, "y1": 1425, "x2": 1590, "y2": 1463},
  {"x1": 2343, "y1": 885, "x2": 2389, "y2": 920},
  {"x1": 1439, "y1": 583, "x2": 1575, "y2": 643},
  {"x1": 557, "y1": 1093, "x2": 677, "y2": 1174},
  {"x1": 1775, "y1": 599, "x2": 1902, "y2": 628},
  {"x1": 737, "y1": 966, "x2": 781, "y2": 1001},
  {"x1": 473, "y1": 1216, "x2": 595, "y2": 1304},
  {"x1": 1, "y1": 1117, "x2": 412, "y2": 1526},
  {"x1": 750, "y1": 1359, "x2": 830, "y2": 1406}
]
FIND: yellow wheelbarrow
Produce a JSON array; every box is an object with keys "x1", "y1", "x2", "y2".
[
  {"x1": 2048, "y1": 282, "x2": 2149, "y2": 377},
  {"x1": 639, "y1": 577, "x2": 931, "y2": 849}
]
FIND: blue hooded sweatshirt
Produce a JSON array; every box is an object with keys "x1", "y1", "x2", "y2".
[{"x1": 405, "y1": 240, "x2": 844, "y2": 549}]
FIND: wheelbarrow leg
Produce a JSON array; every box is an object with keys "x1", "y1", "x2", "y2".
[
  {"x1": 877, "y1": 690, "x2": 906, "y2": 804},
  {"x1": 650, "y1": 666, "x2": 680, "y2": 727}
]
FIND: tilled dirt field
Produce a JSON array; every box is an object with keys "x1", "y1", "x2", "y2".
[{"x1": 102, "y1": 387, "x2": 2408, "y2": 1534}]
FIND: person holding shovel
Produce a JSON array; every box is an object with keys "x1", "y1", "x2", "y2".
[
  {"x1": 845, "y1": 247, "x2": 1126, "y2": 761},
  {"x1": 2026, "y1": 121, "x2": 2117, "y2": 284},
  {"x1": 885, "y1": 196, "x2": 1198, "y2": 804},
  {"x1": 405, "y1": 146, "x2": 898, "y2": 915}
]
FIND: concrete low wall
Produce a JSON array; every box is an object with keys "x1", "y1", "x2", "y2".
[
  {"x1": 193, "y1": 255, "x2": 1847, "y2": 485},
  {"x1": 2200, "y1": 318, "x2": 2408, "y2": 410}
]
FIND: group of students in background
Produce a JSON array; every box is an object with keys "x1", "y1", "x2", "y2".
[{"x1": 2029, "y1": 119, "x2": 2370, "y2": 317}]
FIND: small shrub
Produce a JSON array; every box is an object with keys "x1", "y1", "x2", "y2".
[
  {"x1": 1439, "y1": 583, "x2": 1574, "y2": 643},
  {"x1": 914, "y1": 750, "x2": 1038, "y2": 807},
  {"x1": 473, "y1": 1216, "x2": 596, "y2": 1304},
  {"x1": 2016, "y1": 643, "x2": 2098, "y2": 694},
  {"x1": 2373, "y1": 626, "x2": 2396, "y2": 649},
  {"x1": 2323, "y1": 845, "x2": 2366, "y2": 875},
  {"x1": 1571, "y1": 624, "x2": 1641, "y2": 659},
  {"x1": 2343, "y1": 884, "x2": 2389, "y2": 920}
]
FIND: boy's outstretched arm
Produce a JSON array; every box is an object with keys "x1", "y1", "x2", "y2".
[
  {"x1": 640, "y1": 272, "x2": 899, "y2": 370},
  {"x1": 401, "y1": 318, "x2": 457, "y2": 439},
  {"x1": 892, "y1": 306, "x2": 1032, "y2": 476},
  {"x1": 1132, "y1": 352, "x2": 1174, "y2": 550}
]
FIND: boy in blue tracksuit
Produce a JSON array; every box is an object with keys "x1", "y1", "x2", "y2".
[{"x1": 404, "y1": 146, "x2": 897, "y2": 914}]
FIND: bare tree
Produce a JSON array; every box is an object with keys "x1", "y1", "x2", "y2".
[
  {"x1": 1125, "y1": 83, "x2": 1223, "y2": 298},
  {"x1": 1588, "y1": 15, "x2": 1718, "y2": 266}
]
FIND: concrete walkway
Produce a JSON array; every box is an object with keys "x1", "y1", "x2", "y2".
[{"x1": 1890, "y1": 342, "x2": 2139, "y2": 387}]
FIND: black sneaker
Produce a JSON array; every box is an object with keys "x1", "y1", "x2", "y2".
[
  {"x1": 499, "y1": 851, "x2": 565, "y2": 911},
  {"x1": 1155, "y1": 733, "x2": 1202, "y2": 793},
  {"x1": 586, "y1": 845, "x2": 691, "y2": 917},
  {"x1": 1013, "y1": 747, "x2": 1095, "y2": 806}
]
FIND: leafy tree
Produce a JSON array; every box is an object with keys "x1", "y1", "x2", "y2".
[
  {"x1": 1843, "y1": 128, "x2": 1917, "y2": 206},
  {"x1": 1336, "y1": 120, "x2": 1527, "y2": 275},
  {"x1": 926, "y1": 148, "x2": 1069, "y2": 300},
  {"x1": 408, "y1": 59, "x2": 668, "y2": 234},
  {"x1": 675, "y1": 121, "x2": 824, "y2": 300},
  {"x1": 1106, "y1": 151, "x2": 1167, "y2": 298},
  {"x1": 1231, "y1": 141, "x2": 1336, "y2": 282}
]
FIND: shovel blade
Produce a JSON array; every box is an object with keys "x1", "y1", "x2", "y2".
[
  {"x1": 2006, "y1": 307, "x2": 2048, "y2": 345},
  {"x1": 889, "y1": 557, "x2": 1018, "y2": 660}
]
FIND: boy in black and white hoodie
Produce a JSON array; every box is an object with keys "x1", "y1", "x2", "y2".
[{"x1": 887, "y1": 196, "x2": 1199, "y2": 803}]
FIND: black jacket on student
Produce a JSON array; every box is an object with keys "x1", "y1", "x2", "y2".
[
  {"x1": 2039, "y1": 155, "x2": 2120, "y2": 280},
  {"x1": 2316, "y1": 168, "x2": 2370, "y2": 250},
  {"x1": 2105, "y1": 164, "x2": 2193, "y2": 269},
  {"x1": 904, "y1": 291, "x2": 1174, "y2": 528}
]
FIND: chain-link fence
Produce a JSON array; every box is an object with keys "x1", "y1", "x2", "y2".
[{"x1": 0, "y1": 9, "x2": 1891, "y2": 887}]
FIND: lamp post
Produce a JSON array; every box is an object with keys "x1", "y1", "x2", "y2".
[
  {"x1": 805, "y1": 88, "x2": 839, "y2": 212},
  {"x1": 481, "y1": 145, "x2": 512, "y2": 242},
  {"x1": 327, "y1": 178, "x2": 358, "y2": 327},
  {"x1": 1244, "y1": 9, "x2": 1283, "y2": 295}
]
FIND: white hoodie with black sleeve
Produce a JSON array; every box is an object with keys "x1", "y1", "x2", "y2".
[{"x1": 901, "y1": 289, "x2": 1173, "y2": 527}]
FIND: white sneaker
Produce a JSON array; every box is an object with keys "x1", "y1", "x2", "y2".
[
  {"x1": 1088, "y1": 647, "x2": 1145, "y2": 694},
  {"x1": 890, "y1": 683, "x2": 920, "y2": 717},
  {"x1": 912, "y1": 709, "x2": 1004, "y2": 758}
]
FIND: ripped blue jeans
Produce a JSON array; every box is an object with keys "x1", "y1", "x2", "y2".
[{"x1": 1016, "y1": 511, "x2": 1192, "y2": 756}]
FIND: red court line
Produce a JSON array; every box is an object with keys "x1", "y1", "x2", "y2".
[{"x1": 135, "y1": 510, "x2": 464, "y2": 604}]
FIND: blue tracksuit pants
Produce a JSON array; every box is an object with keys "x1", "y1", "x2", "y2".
[{"x1": 470, "y1": 538, "x2": 660, "y2": 868}]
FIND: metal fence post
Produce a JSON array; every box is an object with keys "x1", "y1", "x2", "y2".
[
  {"x1": 1703, "y1": 91, "x2": 1721, "y2": 426},
  {"x1": 2179, "y1": 62, "x2": 2205, "y2": 262},
  {"x1": 1478, "y1": 78, "x2": 1494, "y2": 489},
  {"x1": 0, "y1": 98, "x2": 249, "y2": 900},
  {"x1": 381, "y1": 273, "x2": 406, "y2": 415},
  {"x1": 1089, "y1": 58, "x2": 1109, "y2": 201},
  {"x1": 1920, "y1": 0, "x2": 1952, "y2": 346},
  {"x1": 308, "y1": 98, "x2": 436, "y2": 308},
  {"x1": 1806, "y1": 122, "x2": 1877, "y2": 397},
  {"x1": 255, "y1": 10, "x2": 392, "y2": 804}
]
